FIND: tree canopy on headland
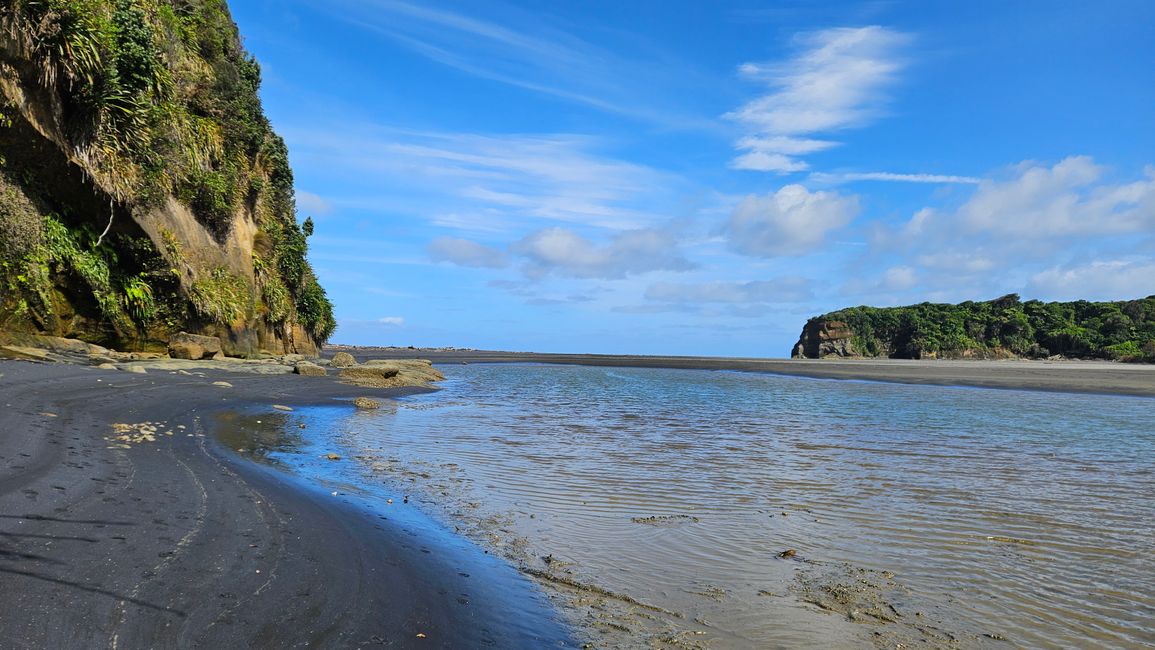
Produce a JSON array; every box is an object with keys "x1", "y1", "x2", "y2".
[{"x1": 795, "y1": 294, "x2": 1155, "y2": 362}]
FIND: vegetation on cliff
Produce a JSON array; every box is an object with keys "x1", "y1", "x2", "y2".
[
  {"x1": 0, "y1": 0, "x2": 334, "y2": 351},
  {"x1": 796, "y1": 294, "x2": 1155, "y2": 362}
]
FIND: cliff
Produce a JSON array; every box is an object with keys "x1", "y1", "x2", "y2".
[
  {"x1": 0, "y1": 0, "x2": 334, "y2": 356},
  {"x1": 793, "y1": 294, "x2": 1155, "y2": 362}
]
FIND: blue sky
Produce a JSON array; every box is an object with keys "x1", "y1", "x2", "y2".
[{"x1": 229, "y1": 0, "x2": 1155, "y2": 356}]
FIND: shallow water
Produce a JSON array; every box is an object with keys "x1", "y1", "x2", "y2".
[{"x1": 262, "y1": 365, "x2": 1155, "y2": 648}]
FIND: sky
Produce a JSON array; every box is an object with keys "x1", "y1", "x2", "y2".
[{"x1": 228, "y1": 0, "x2": 1155, "y2": 357}]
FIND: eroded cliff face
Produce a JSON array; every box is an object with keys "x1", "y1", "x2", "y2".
[
  {"x1": 0, "y1": 0, "x2": 333, "y2": 356},
  {"x1": 792, "y1": 319, "x2": 858, "y2": 359}
]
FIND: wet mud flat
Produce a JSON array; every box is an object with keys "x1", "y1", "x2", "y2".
[
  {"x1": 0, "y1": 359, "x2": 572, "y2": 649},
  {"x1": 288, "y1": 363, "x2": 1155, "y2": 649}
]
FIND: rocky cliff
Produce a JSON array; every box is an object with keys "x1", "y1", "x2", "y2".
[
  {"x1": 793, "y1": 295, "x2": 1155, "y2": 362},
  {"x1": 0, "y1": 0, "x2": 334, "y2": 356}
]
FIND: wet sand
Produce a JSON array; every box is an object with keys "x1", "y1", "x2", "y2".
[
  {"x1": 0, "y1": 359, "x2": 571, "y2": 648},
  {"x1": 339, "y1": 348, "x2": 1155, "y2": 397}
]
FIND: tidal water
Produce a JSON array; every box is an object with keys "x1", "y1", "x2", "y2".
[{"x1": 252, "y1": 364, "x2": 1155, "y2": 648}]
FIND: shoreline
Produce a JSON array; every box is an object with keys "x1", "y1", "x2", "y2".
[
  {"x1": 335, "y1": 347, "x2": 1155, "y2": 398},
  {"x1": 0, "y1": 359, "x2": 572, "y2": 648}
]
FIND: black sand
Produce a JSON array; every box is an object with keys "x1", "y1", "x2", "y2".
[{"x1": 0, "y1": 360, "x2": 572, "y2": 648}]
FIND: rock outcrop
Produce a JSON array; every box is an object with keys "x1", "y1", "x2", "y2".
[
  {"x1": 339, "y1": 359, "x2": 445, "y2": 388},
  {"x1": 792, "y1": 320, "x2": 857, "y2": 359},
  {"x1": 168, "y1": 332, "x2": 223, "y2": 360}
]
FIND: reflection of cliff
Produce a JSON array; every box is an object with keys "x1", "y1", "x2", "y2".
[
  {"x1": 793, "y1": 294, "x2": 1155, "y2": 362},
  {"x1": 0, "y1": 1, "x2": 333, "y2": 356}
]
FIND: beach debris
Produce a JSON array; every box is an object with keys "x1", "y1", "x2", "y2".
[
  {"x1": 387, "y1": 499, "x2": 394, "y2": 504},
  {"x1": 272, "y1": 404, "x2": 293, "y2": 411},
  {"x1": 984, "y1": 535, "x2": 1036, "y2": 546},
  {"x1": 353, "y1": 396, "x2": 381, "y2": 409},
  {"x1": 696, "y1": 585, "x2": 727, "y2": 601},
  {"x1": 630, "y1": 514, "x2": 700, "y2": 526},
  {"x1": 331, "y1": 351, "x2": 357, "y2": 367},
  {"x1": 299, "y1": 423, "x2": 307, "y2": 429},
  {"x1": 38, "y1": 412, "x2": 57, "y2": 418},
  {"x1": 778, "y1": 549, "x2": 797, "y2": 559},
  {"x1": 212, "y1": 381, "x2": 232, "y2": 388},
  {"x1": 105, "y1": 422, "x2": 162, "y2": 446},
  {"x1": 415, "y1": 633, "x2": 426, "y2": 639},
  {"x1": 325, "y1": 453, "x2": 342, "y2": 460}
]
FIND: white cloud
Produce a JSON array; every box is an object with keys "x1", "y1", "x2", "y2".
[
  {"x1": 512, "y1": 227, "x2": 694, "y2": 279},
  {"x1": 1028, "y1": 260, "x2": 1155, "y2": 301},
  {"x1": 884, "y1": 157, "x2": 1155, "y2": 253},
  {"x1": 841, "y1": 265, "x2": 919, "y2": 297},
  {"x1": 378, "y1": 316, "x2": 406, "y2": 326},
  {"x1": 296, "y1": 190, "x2": 334, "y2": 215},
  {"x1": 854, "y1": 158, "x2": 1155, "y2": 303},
  {"x1": 428, "y1": 237, "x2": 509, "y2": 268},
  {"x1": 726, "y1": 26, "x2": 907, "y2": 173},
  {"x1": 645, "y1": 277, "x2": 813, "y2": 304},
  {"x1": 954, "y1": 157, "x2": 1155, "y2": 237},
  {"x1": 727, "y1": 184, "x2": 860, "y2": 256}
]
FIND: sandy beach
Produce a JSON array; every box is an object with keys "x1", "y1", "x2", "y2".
[
  {"x1": 341, "y1": 348, "x2": 1155, "y2": 398},
  {"x1": 0, "y1": 358, "x2": 571, "y2": 648},
  {"x1": 2, "y1": 348, "x2": 1151, "y2": 648}
]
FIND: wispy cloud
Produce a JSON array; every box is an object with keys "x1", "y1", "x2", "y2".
[
  {"x1": 313, "y1": 0, "x2": 705, "y2": 126},
  {"x1": 513, "y1": 227, "x2": 695, "y2": 279},
  {"x1": 726, "y1": 26, "x2": 908, "y2": 172},
  {"x1": 1028, "y1": 260, "x2": 1155, "y2": 301},
  {"x1": 378, "y1": 316, "x2": 406, "y2": 326},
  {"x1": 428, "y1": 237, "x2": 509, "y2": 269},
  {"x1": 285, "y1": 124, "x2": 682, "y2": 231},
  {"x1": 646, "y1": 277, "x2": 813, "y2": 304},
  {"x1": 811, "y1": 171, "x2": 981, "y2": 184}
]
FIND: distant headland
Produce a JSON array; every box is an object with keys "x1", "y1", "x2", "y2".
[{"x1": 793, "y1": 294, "x2": 1155, "y2": 362}]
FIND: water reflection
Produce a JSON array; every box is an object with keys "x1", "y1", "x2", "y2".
[{"x1": 245, "y1": 366, "x2": 1155, "y2": 648}]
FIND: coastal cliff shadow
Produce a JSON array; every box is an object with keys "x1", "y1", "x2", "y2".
[{"x1": 0, "y1": 566, "x2": 186, "y2": 616}]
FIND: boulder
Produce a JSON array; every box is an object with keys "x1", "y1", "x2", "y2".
[
  {"x1": 331, "y1": 351, "x2": 357, "y2": 367},
  {"x1": 353, "y1": 397, "x2": 381, "y2": 409},
  {"x1": 168, "y1": 332, "x2": 223, "y2": 360},
  {"x1": 294, "y1": 361, "x2": 327, "y2": 377}
]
